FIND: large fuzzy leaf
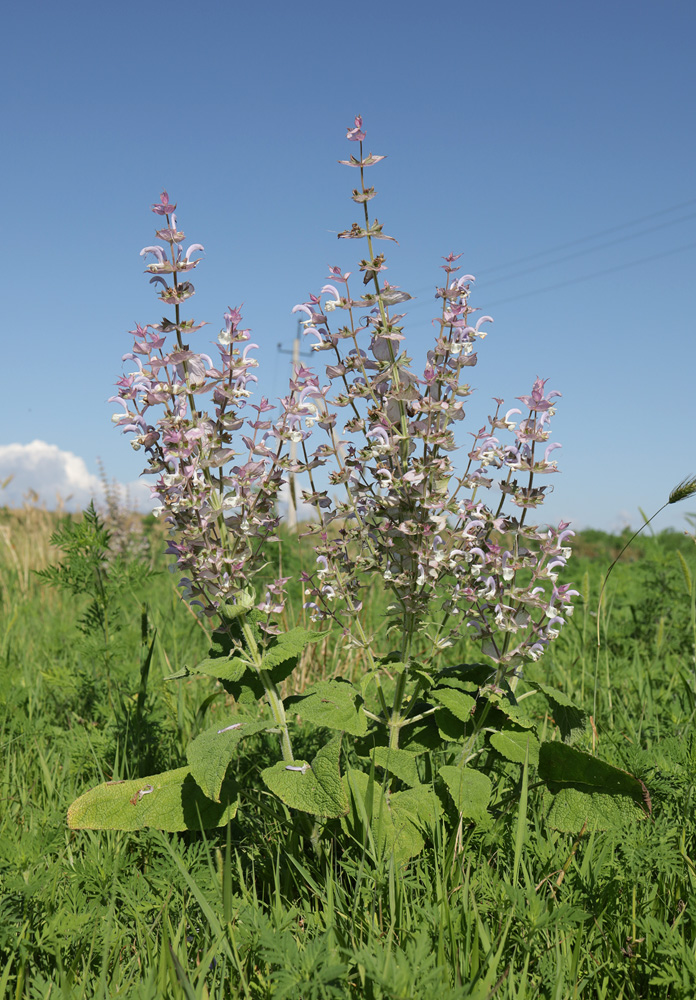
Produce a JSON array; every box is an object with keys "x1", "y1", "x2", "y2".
[
  {"x1": 342, "y1": 769, "x2": 424, "y2": 864},
  {"x1": 67, "y1": 767, "x2": 239, "y2": 832},
  {"x1": 260, "y1": 627, "x2": 328, "y2": 671},
  {"x1": 538, "y1": 742, "x2": 648, "y2": 805},
  {"x1": 528, "y1": 682, "x2": 586, "y2": 742},
  {"x1": 369, "y1": 747, "x2": 422, "y2": 788},
  {"x1": 543, "y1": 787, "x2": 647, "y2": 833},
  {"x1": 435, "y1": 707, "x2": 470, "y2": 742},
  {"x1": 192, "y1": 655, "x2": 249, "y2": 683},
  {"x1": 187, "y1": 717, "x2": 269, "y2": 802},
  {"x1": 433, "y1": 686, "x2": 476, "y2": 722},
  {"x1": 439, "y1": 765, "x2": 492, "y2": 822},
  {"x1": 390, "y1": 785, "x2": 443, "y2": 829},
  {"x1": 489, "y1": 729, "x2": 540, "y2": 766},
  {"x1": 260, "y1": 735, "x2": 348, "y2": 818},
  {"x1": 290, "y1": 679, "x2": 367, "y2": 736}
]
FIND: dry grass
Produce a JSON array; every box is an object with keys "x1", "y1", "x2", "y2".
[{"x1": 0, "y1": 495, "x2": 68, "y2": 599}]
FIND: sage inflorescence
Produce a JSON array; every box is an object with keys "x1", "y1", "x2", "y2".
[{"x1": 286, "y1": 117, "x2": 576, "y2": 689}]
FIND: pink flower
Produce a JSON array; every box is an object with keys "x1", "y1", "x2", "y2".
[
  {"x1": 151, "y1": 191, "x2": 176, "y2": 216},
  {"x1": 326, "y1": 265, "x2": 351, "y2": 284},
  {"x1": 346, "y1": 115, "x2": 365, "y2": 142},
  {"x1": 517, "y1": 377, "x2": 562, "y2": 412}
]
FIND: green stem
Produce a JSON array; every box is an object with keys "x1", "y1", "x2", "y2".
[
  {"x1": 387, "y1": 613, "x2": 418, "y2": 748},
  {"x1": 239, "y1": 617, "x2": 294, "y2": 763}
]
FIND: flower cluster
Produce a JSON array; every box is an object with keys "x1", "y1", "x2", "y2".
[
  {"x1": 284, "y1": 117, "x2": 575, "y2": 674},
  {"x1": 111, "y1": 194, "x2": 291, "y2": 625}
]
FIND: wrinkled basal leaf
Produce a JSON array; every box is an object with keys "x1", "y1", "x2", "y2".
[
  {"x1": 543, "y1": 787, "x2": 646, "y2": 833},
  {"x1": 187, "y1": 717, "x2": 269, "y2": 802},
  {"x1": 435, "y1": 707, "x2": 470, "y2": 742},
  {"x1": 390, "y1": 785, "x2": 443, "y2": 830},
  {"x1": 433, "y1": 686, "x2": 476, "y2": 722},
  {"x1": 370, "y1": 747, "x2": 421, "y2": 788},
  {"x1": 439, "y1": 765, "x2": 492, "y2": 822},
  {"x1": 489, "y1": 729, "x2": 540, "y2": 766},
  {"x1": 291, "y1": 679, "x2": 367, "y2": 736},
  {"x1": 528, "y1": 682, "x2": 586, "y2": 742},
  {"x1": 68, "y1": 767, "x2": 239, "y2": 832},
  {"x1": 342, "y1": 769, "x2": 424, "y2": 864},
  {"x1": 539, "y1": 742, "x2": 648, "y2": 806},
  {"x1": 260, "y1": 735, "x2": 348, "y2": 818},
  {"x1": 484, "y1": 690, "x2": 536, "y2": 730}
]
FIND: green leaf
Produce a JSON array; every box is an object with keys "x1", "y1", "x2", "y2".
[
  {"x1": 187, "y1": 606, "x2": 260, "y2": 681},
  {"x1": 431, "y1": 676, "x2": 479, "y2": 695},
  {"x1": 435, "y1": 707, "x2": 470, "y2": 742},
  {"x1": 260, "y1": 735, "x2": 348, "y2": 818},
  {"x1": 484, "y1": 690, "x2": 536, "y2": 730},
  {"x1": 439, "y1": 765, "x2": 492, "y2": 822},
  {"x1": 369, "y1": 747, "x2": 421, "y2": 787},
  {"x1": 354, "y1": 718, "x2": 439, "y2": 759},
  {"x1": 218, "y1": 592, "x2": 256, "y2": 619},
  {"x1": 527, "y1": 682, "x2": 586, "y2": 742},
  {"x1": 186, "y1": 718, "x2": 269, "y2": 802},
  {"x1": 164, "y1": 666, "x2": 191, "y2": 682},
  {"x1": 400, "y1": 718, "x2": 441, "y2": 752},
  {"x1": 221, "y1": 673, "x2": 265, "y2": 704},
  {"x1": 67, "y1": 767, "x2": 239, "y2": 832},
  {"x1": 434, "y1": 663, "x2": 492, "y2": 689},
  {"x1": 538, "y1": 742, "x2": 648, "y2": 806},
  {"x1": 290, "y1": 679, "x2": 367, "y2": 736},
  {"x1": 191, "y1": 655, "x2": 249, "y2": 683},
  {"x1": 260, "y1": 627, "x2": 328, "y2": 671},
  {"x1": 342, "y1": 769, "x2": 424, "y2": 863},
  {"x1": 390, "y1": 785, "x2": 443, "y2": 830},
  {"x1": 216, "y1": 627, "x2": 329, "y2": 699},
  {"x1": 528, "y1": 682, "x2": 578, "y2": 709},
  {"x1": 374, "y1": 651, "x2": 409, "y2": 674},
  {"x1": 542, "y1": 787, "x2": 646, "y2": 833},
  {"x1": 489, "y1": 729, "x2": 540, "y2": 766},
  {"x1": 201, "y1": 605, "x2": 263, "y2": 660},
  {"x1": 433, "y1": 686, "x2": 476, "y2": 722}
]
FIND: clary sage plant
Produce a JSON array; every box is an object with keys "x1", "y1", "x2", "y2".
[{"x1": 69, "y1": 118, "x2": 651, "y2": 854}]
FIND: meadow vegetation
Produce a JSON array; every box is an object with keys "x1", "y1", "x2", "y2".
[{"x1": 1, "y1": 502, "x2": 696, "y2": 998}]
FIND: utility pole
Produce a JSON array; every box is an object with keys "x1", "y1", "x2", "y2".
[{"x1": 277, "y1": 322, "x2": 311, "y2": 532}]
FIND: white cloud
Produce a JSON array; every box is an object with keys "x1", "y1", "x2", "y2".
[{"x1": 0, "y1": 440, "x2": 152, "y2": 512}]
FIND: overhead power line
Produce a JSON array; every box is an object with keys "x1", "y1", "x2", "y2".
[
  {"x1": 479, "y1": 197, "x2": 696, "y2": 276},
  {"x1": 398, "y1": 199, "x2": 695, "y2": 318},
  {"x1": 476, "y1": 212, "x2": 696, "y2": 286},
  {"x1": 482, "y1": 241, "x2": 696, "y2": 307},
  {"x1": 398, "y1": 196, "x2": 696, "y2": 312}
]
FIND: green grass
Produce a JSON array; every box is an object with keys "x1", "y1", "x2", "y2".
[{"x1": 1, "y1": 506, "x2": 696, "y2": 998}]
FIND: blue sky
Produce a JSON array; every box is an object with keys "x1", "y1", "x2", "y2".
[{"x1": 3, "y1": 0, "x2": 695, "y2": 533}]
